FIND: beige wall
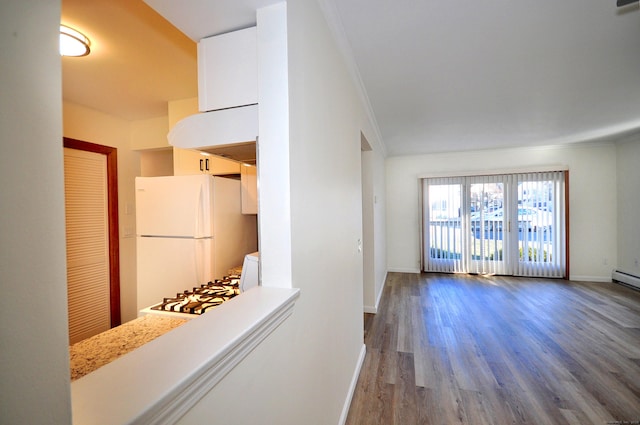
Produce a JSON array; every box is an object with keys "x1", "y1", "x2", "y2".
[
  {"x1": 168, "y1": 97, "x2": 199, "y2": 128},
  {"x1": 63, "y1": 102, "x2": 142, "y2": 322},
  {"x1": 140, "y1": 149, "x2": 174, "y2": 176},
  {"x1": 131, "y1": 116, "x2": 169, "y2": 150}
]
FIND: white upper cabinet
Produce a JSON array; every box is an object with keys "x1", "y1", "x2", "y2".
[
  {"x1": 173, "y1": 148, "x2": 241, "y2": 176},
  {"x1": 198, "y1": 27, "x2": 258, "y2": 112},
  {"x1": 240, "y1": 164, "x2": 258, "y2": 215}
]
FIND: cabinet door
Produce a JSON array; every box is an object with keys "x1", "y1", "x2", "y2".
[
  {"x1": 198, "y1": 27, "x2": 258, "y2": 112},
  {"x1": 173, "y1": 148, "x2": 242, "y2": 176},
  {"x1": 241, "y1": 164, "x2": 258, "y2": 214},
  {"x1": 209, "y1": 155, "x2": 241, "y2": 175},
  {"x1": 173, "y1": 148, "x2": 207, "y2": 175}
]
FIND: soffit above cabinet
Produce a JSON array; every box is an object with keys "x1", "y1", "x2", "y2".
[
  {"x1": 167, "y1": 104, "x2": 258, "y2": 160},
  {"x1": 143, "y1": 0, "x2": 281, "y2": 41},
  {"x1": 202, "y1": 142, "x2": 256, "y2": 166}
]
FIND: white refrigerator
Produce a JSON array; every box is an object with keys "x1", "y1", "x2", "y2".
[{"x1": 135, "y1": 174, "x2": 257, "y2": 312}]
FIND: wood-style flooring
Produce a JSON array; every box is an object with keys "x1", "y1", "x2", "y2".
[{"x1": 346, "y1": 272, "x2": 640, "y2": 425}]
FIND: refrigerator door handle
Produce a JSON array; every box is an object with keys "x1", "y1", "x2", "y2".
[
  {"x1": 194, "y1": 239, "x2": 202, "y2": 286},
  {"x1": 195, "y1": 183, "x2": 203, "y2": 237},
  {"x1": 193, "y1": 238, "x2": 213, "y2": 286}
]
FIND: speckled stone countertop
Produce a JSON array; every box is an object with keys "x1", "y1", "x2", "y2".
[
  {"x1": 70, "y1": 315, "x2": 188, "y2": 381},
  {"x1": 228, "y1": 266, "x2": 243, "y2": 275}
]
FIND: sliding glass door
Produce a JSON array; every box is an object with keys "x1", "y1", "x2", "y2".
[
  {"x1": 425, "y1": 178, "x2": 464, "y2": 273},
  {"x1": 468, "y1": 176, "x2": 508, "y2": 275},
  {"x1": 510, "y1": 172, "x2": 566, "y2": 277},
  {"x1": 423, "y1": 171, "x2": 566, "y2": 278}
]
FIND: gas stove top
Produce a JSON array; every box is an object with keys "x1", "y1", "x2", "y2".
[{"x1": 149, "y1": 275, "x2": 240, "y2": 315}]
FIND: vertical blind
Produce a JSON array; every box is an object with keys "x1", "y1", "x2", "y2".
[
  {"x1": 424, "y1": 177, "x2": 464, "y2": 274},
  {"x1": 511, "y1": 172, "x2": 566, "y2": 278},
  {"x1": 467, "y1": 173, "x2": 508, "y2": 276},
  {"x1": 423, "y1": 171, "x2": 566, "y2": 278}
]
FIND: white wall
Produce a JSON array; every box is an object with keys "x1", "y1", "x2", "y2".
[
  {"x1": 256, "y1": 2, "x2": 293, "y2": 289},
  {"x1": 386, "y1": 142, "x2": 618, "y2": 281},
  {"x1": 616, "y1": 137, "x2": 640, "y2": 277},
  {"x1": 317, "y1": 0, "x2": 388, "y2": 314},
  {"x1": 288, "y1": 0, "x2": 366, "y2": 417},
  {"x1": 176, "y1": 1, "x2": 385, "y2": 423},
  {"x1": 63, "y1": 102, "x2": 142, "y2": 322},
  {"x1": 0, "y1": 1, "x2": 73, "y2": 423}
]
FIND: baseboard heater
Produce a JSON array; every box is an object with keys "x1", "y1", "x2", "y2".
[{"x1": 612, "y1": 270, "x2": 640, "y2": 290}]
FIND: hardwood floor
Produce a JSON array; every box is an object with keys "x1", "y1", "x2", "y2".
[{"x1": 346, "y1": 272, "x2": 640, "y2": 425}]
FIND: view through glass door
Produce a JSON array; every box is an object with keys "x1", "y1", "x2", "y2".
[
  {"x1": 423, "y1": 171, "x2": 566, "y2": 278},
  {"x1": 469, "y1": 176, "x2": 507, "y2": 275}
]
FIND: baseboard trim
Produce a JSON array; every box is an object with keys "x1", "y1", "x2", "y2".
[
  {"x1": 387, "y1": 267, "x2": 421, "y2": 273},
  {"x1": 377, "y1": 271, "x2": 387, "y2": 306},
  {"x1": 569, "y1": 275, "x2": 612, "y2": 283},
  {"x1": 338, "y1": 344, "x2": 366, "y2": 425},
  {"x1": 364, "y1": 272, "x2": 387, "y2": 314}
]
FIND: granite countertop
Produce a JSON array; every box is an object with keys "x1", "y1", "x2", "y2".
[
  {"x1": 228, "y1": 265, "x2": 243, "y2": 276},
  {"x1": 70, "y1": 314, "x2": 188, "y2": 381}
]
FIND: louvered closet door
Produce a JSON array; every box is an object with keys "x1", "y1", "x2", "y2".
[{"x1": 64, "y1": 148, "x2": 111, "y2": 344}]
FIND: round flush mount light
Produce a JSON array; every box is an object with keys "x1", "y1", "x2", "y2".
[{"x1": 60, "y1": 25, "x2": 91, "y2": 57}]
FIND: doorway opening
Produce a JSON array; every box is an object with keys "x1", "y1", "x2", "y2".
[{"x1": 361, "y1": 132, "x2": 374, "y2": 320}]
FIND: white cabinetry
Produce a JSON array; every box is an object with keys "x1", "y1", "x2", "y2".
[
  {"x1": 198, "y1": 27, "x2": 257, "y2": 112},
  {"x1": 241, "y1": 165, "x2": 258, "y2": 215},
  {"x1": 173, "y1": 148, "x2": 240, "y2": 176}
]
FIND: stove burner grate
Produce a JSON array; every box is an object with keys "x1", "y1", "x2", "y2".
[{"x1": 150, "y1": 275, "x2": 240, "y2": 315}]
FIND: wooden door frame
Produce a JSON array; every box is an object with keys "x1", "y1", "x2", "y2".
[{"x1": 63, "y1": 137, "x2": 121, "y2": 327}]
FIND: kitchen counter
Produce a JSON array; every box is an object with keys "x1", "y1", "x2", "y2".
[
  {"x1": 69, "y1": 314, "x2": 188, "y2": 381},
  {"x1": 71, "y1": 287, "x2": 300, "y2": 425}
]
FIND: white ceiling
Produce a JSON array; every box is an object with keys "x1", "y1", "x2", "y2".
[
  {"x1": 62, "y1": 0, "x2": 640, "y2": 155},
  {"x1": 331, "y1": 0, "x2": 640, "y2": 155}
]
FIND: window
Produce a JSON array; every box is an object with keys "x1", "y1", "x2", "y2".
[{"x1": 423, "y1": 171, "x2": 567, "y2": 278}]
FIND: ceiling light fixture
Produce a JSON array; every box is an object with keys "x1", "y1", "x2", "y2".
[{"x1": 60, "y1": 25, "x2": 91, "y2": 57}]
